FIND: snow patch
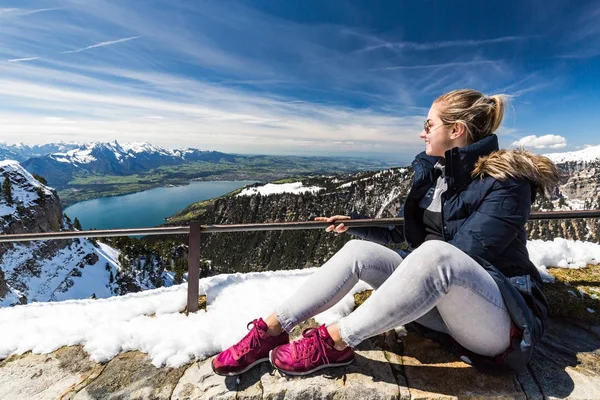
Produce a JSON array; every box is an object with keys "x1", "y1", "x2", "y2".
[
  {"x1": 236, "y1": 182, "x2": 324, "y2": 197},
  {"x1": 527, "y1": 238, "x2": 600, "y2": 282},
  {"x1": 1, "y1": 238, "x2": 599, "y2": 367},
  {"x1": 0, "y1": 268, "x2": 370, "y2": 367}
]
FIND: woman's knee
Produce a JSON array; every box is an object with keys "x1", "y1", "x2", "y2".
[
  {"x1": 338, "y1": 239, "x2": 384, "y2": 261},
  {"x1": 399, "y1": 241, "x2": 466, "y2": 288},
  {"x1": 411, "y1": 240, "x2": 457, "y2": 259},
  {"x1": 403, "y1": 241, "x2": 456, "y2": 271},
  {"x1": 332, "y1": 239, "x2": 400, "y2": 280}
]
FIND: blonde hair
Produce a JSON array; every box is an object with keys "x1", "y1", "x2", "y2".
[{"x1": 434, "y1": 89, "x2": 509, "y2": 144}]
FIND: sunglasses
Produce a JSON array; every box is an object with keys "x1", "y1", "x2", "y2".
[{"x1": 423, "y1": 120, "x2": 450, "y2": 134}]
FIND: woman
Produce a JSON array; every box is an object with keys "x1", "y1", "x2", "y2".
[{"x1": 212, "y1": 89, "x2": 560, "y2": 377}]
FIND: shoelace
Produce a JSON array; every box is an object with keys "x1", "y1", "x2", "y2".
[
  {"x1": 233, "y1": 319, "x2": 262, "y2": 356},
  {"x1": 293, "y1": 328, "x2": 330, "y2": 365}
]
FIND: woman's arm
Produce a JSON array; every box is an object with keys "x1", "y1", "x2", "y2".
[
  {"x1": 448, "y1": 178, "x2": 531, "y2": 260},
  {"x1": 346, "y1": 210, "x2": 406, "y2": 245}
]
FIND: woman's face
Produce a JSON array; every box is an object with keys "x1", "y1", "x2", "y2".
[{"x1": 419, "y1": 102, "x2": 455, "y2": 158}]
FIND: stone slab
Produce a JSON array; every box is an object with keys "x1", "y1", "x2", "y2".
[
  {"x1": 401, "y1": 332, "x2": 525, "y2": 400},
  {"x1": 0, "y1": 346, "x2": 101, "y2": 400},
  {"x1": 70, "y1": 351, "x2": 186, "y2": 400},
  {"x1": 528, "y1": 318, "x2": 600, "y2": 400},
  {"x1": 171, "y1": 356, "x2": 262, "y2": 400}
]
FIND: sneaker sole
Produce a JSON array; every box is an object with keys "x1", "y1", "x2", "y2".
[
  {"x1": 269, "y1": 350, "x2": 354, "y2": 376},
  {"x1": 211, "y1": 356, "x2": 269, "y2": 377}
]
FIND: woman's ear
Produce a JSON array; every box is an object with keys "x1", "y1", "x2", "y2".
[{"x1": 451, "y1": 122, "x2": 466, "y2": 139}]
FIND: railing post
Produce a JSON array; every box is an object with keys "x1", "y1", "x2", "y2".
[{"x1": 187, "y1": 221, "x2": 202, "y2": 313}]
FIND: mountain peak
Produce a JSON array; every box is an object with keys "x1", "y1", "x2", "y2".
[
  {"x1": 544, "y1": 145, "x2": 600, "y2": 163},
  {"x1": 0, "y1": 160, "x2": 20, "y2": 168}
]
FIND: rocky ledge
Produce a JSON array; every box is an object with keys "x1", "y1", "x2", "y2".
[{"x1": 0, "y1": 316, "x2": 599, "y2": 400}]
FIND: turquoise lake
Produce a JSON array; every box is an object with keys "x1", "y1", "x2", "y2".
[{"x1": 63, "y1": 181, "x2": 256, "y2": 230}]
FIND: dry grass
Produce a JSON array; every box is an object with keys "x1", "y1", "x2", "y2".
[
  {"x1": 545, "y1": 264, "x2": 600, "y2": 322},
  {"x1": 181, "y1": 295, "x2": 207, "y2": 315}
]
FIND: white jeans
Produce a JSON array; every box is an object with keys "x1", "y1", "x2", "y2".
[{"x1": 275, "y1": 239, "x2": 512, "y2": 357}]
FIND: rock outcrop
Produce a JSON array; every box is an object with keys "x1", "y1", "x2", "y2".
[{"x1": 0, "y1": 161, "x2": 123, "y2": 306}]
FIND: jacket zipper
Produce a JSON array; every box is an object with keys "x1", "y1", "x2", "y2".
[{"x1": 440, "y1": 192, "x2": 447, "y2": 241}]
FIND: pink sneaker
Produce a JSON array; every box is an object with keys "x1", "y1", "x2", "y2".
[
  {"x1": 212, "y1": 318, "x2": 289, "y2": 376},
  {"x1": 269, "y1": 325, "x2": 355, "y2": 376}
]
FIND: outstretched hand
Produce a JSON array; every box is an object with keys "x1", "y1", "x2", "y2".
[{"x1": 314, "y1": 215, "x2": 351, "y2": 234}]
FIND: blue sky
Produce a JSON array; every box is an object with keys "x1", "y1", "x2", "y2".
[{"x1": 0, "y1": 0, "x2": 599, "y2": 162}]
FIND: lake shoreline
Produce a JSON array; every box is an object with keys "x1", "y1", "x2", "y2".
[
  {"x1": 63, "y1": 180, "x2": 257, "y2": 231},
  {"x1": 58, "y1": 175, "x2": 265, "y2": 208}
]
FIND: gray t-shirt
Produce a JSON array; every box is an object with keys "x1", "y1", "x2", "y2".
[{"x1": 418, "y1": 161, "x2": 448, "y2": 241}]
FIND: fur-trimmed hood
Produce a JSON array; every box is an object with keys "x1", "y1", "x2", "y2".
[
  {"x1": 472, "y1": 149, "x2": 561, "y2": 198},
  {"x1": 415, "y1": 134, "x2": 561, "y2": 199}
]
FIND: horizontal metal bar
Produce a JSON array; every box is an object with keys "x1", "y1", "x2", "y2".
[
  {"x1": 0, "y1": 226, "x2": 190, "y2": 242},
  {"x1": 0, "y1": 219, "x2": 398, "y2": 242},
  {"x1": 200, "y1": 218, "x2": 402, "y2": 233},
  {"x1": 528, "y1": 210, "x2": 600, "y2": 220},
  {"x1": 1, "y1": 210, "x2": 600, "y2": 243}
]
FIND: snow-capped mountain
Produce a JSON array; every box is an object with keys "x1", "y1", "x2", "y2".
[
  {"x1": 540, "y1": 146, "x2": 600, "y2": 210},
  {"x1": 20, "y1": 140, "x2": 234, "y2": 187},
  {"x1": 0, "y1": 142, "x2": 82, "y2": 162},
  {"x1": 0, "y1": 161, "x2": 124, "y2": 306},
  {"x1": 50, "y1": 141, "x2": 200, "y2": 165},
  {"x1": 544, "y1": 145, "x2": 600, "y2": 164}
]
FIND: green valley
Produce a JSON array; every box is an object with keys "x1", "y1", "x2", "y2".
[{"x1": 58, "y1": 155, "x2": 400, "y2": 207}]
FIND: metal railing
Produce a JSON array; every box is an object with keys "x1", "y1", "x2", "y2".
[{"x1": 2, "y1": 210, "x2": 600, "y2": 312}]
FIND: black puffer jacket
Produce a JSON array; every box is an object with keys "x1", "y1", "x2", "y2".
[{"x1": 349, "y1": 134, "x2": 560, "y2": 372}]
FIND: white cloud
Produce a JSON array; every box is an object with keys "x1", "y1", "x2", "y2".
[
  {"x1": 495, "y1": 126, "x2": 518, "y2": 136},
  {"x1": 511, "y1": 134, "x2": 567, "y2": 149}
]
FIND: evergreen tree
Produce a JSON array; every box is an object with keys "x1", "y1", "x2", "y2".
[
  {"x1": 32, "y1": 174, "x2": 47, "y2": 185},
  {"x1": 73, "y1": 217, "x2": 83, "y2": 231},
  {"x1": 2, "y1": 173, "x2": 13, "y2": 205}
]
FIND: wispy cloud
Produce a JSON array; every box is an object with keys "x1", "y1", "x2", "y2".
[
  {"x1": 0, "y1": 7, "x2": 60, "y2": 17},
  {"x1": 0, "y1": 0, "x2": 579, "y2": 157},
  {"x1": 357, "y1": 36, "x2": 535, "y2": 53},
  {"x1": 372, "y1": 60, "x2": 499, "y2": 71},
  {"x1": 60, "y1": 36, "x2": 142, "y2": 54},
  {"x1": 0, "y1": 61, "x2": 426, "y2": 155},
  {"x1": 6, "y1": 57, "x2": 41, "y2": 63},
  {"x1": 511, "y1": 135, "x2": 567, "y2": 149},
  {"x1": 0, "y1": 8, "x2": 20, "y2": 15},
  {"x1": 556, "y1": 3, "x2": 600, "y2": 59}
]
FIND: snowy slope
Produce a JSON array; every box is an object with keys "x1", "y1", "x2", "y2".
[
  {"x1": 1, "y1": 161, "x2": 124, "y2": 306},
  {"x1": 0, "y1": 160, "x2": 54, "y2": 229},
  {"x1": 0, "y1": 241, "x2": 122, "y2": 307},
  {"x1": 544, "y1": 145, "x2": 600, "y2": 164}
]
